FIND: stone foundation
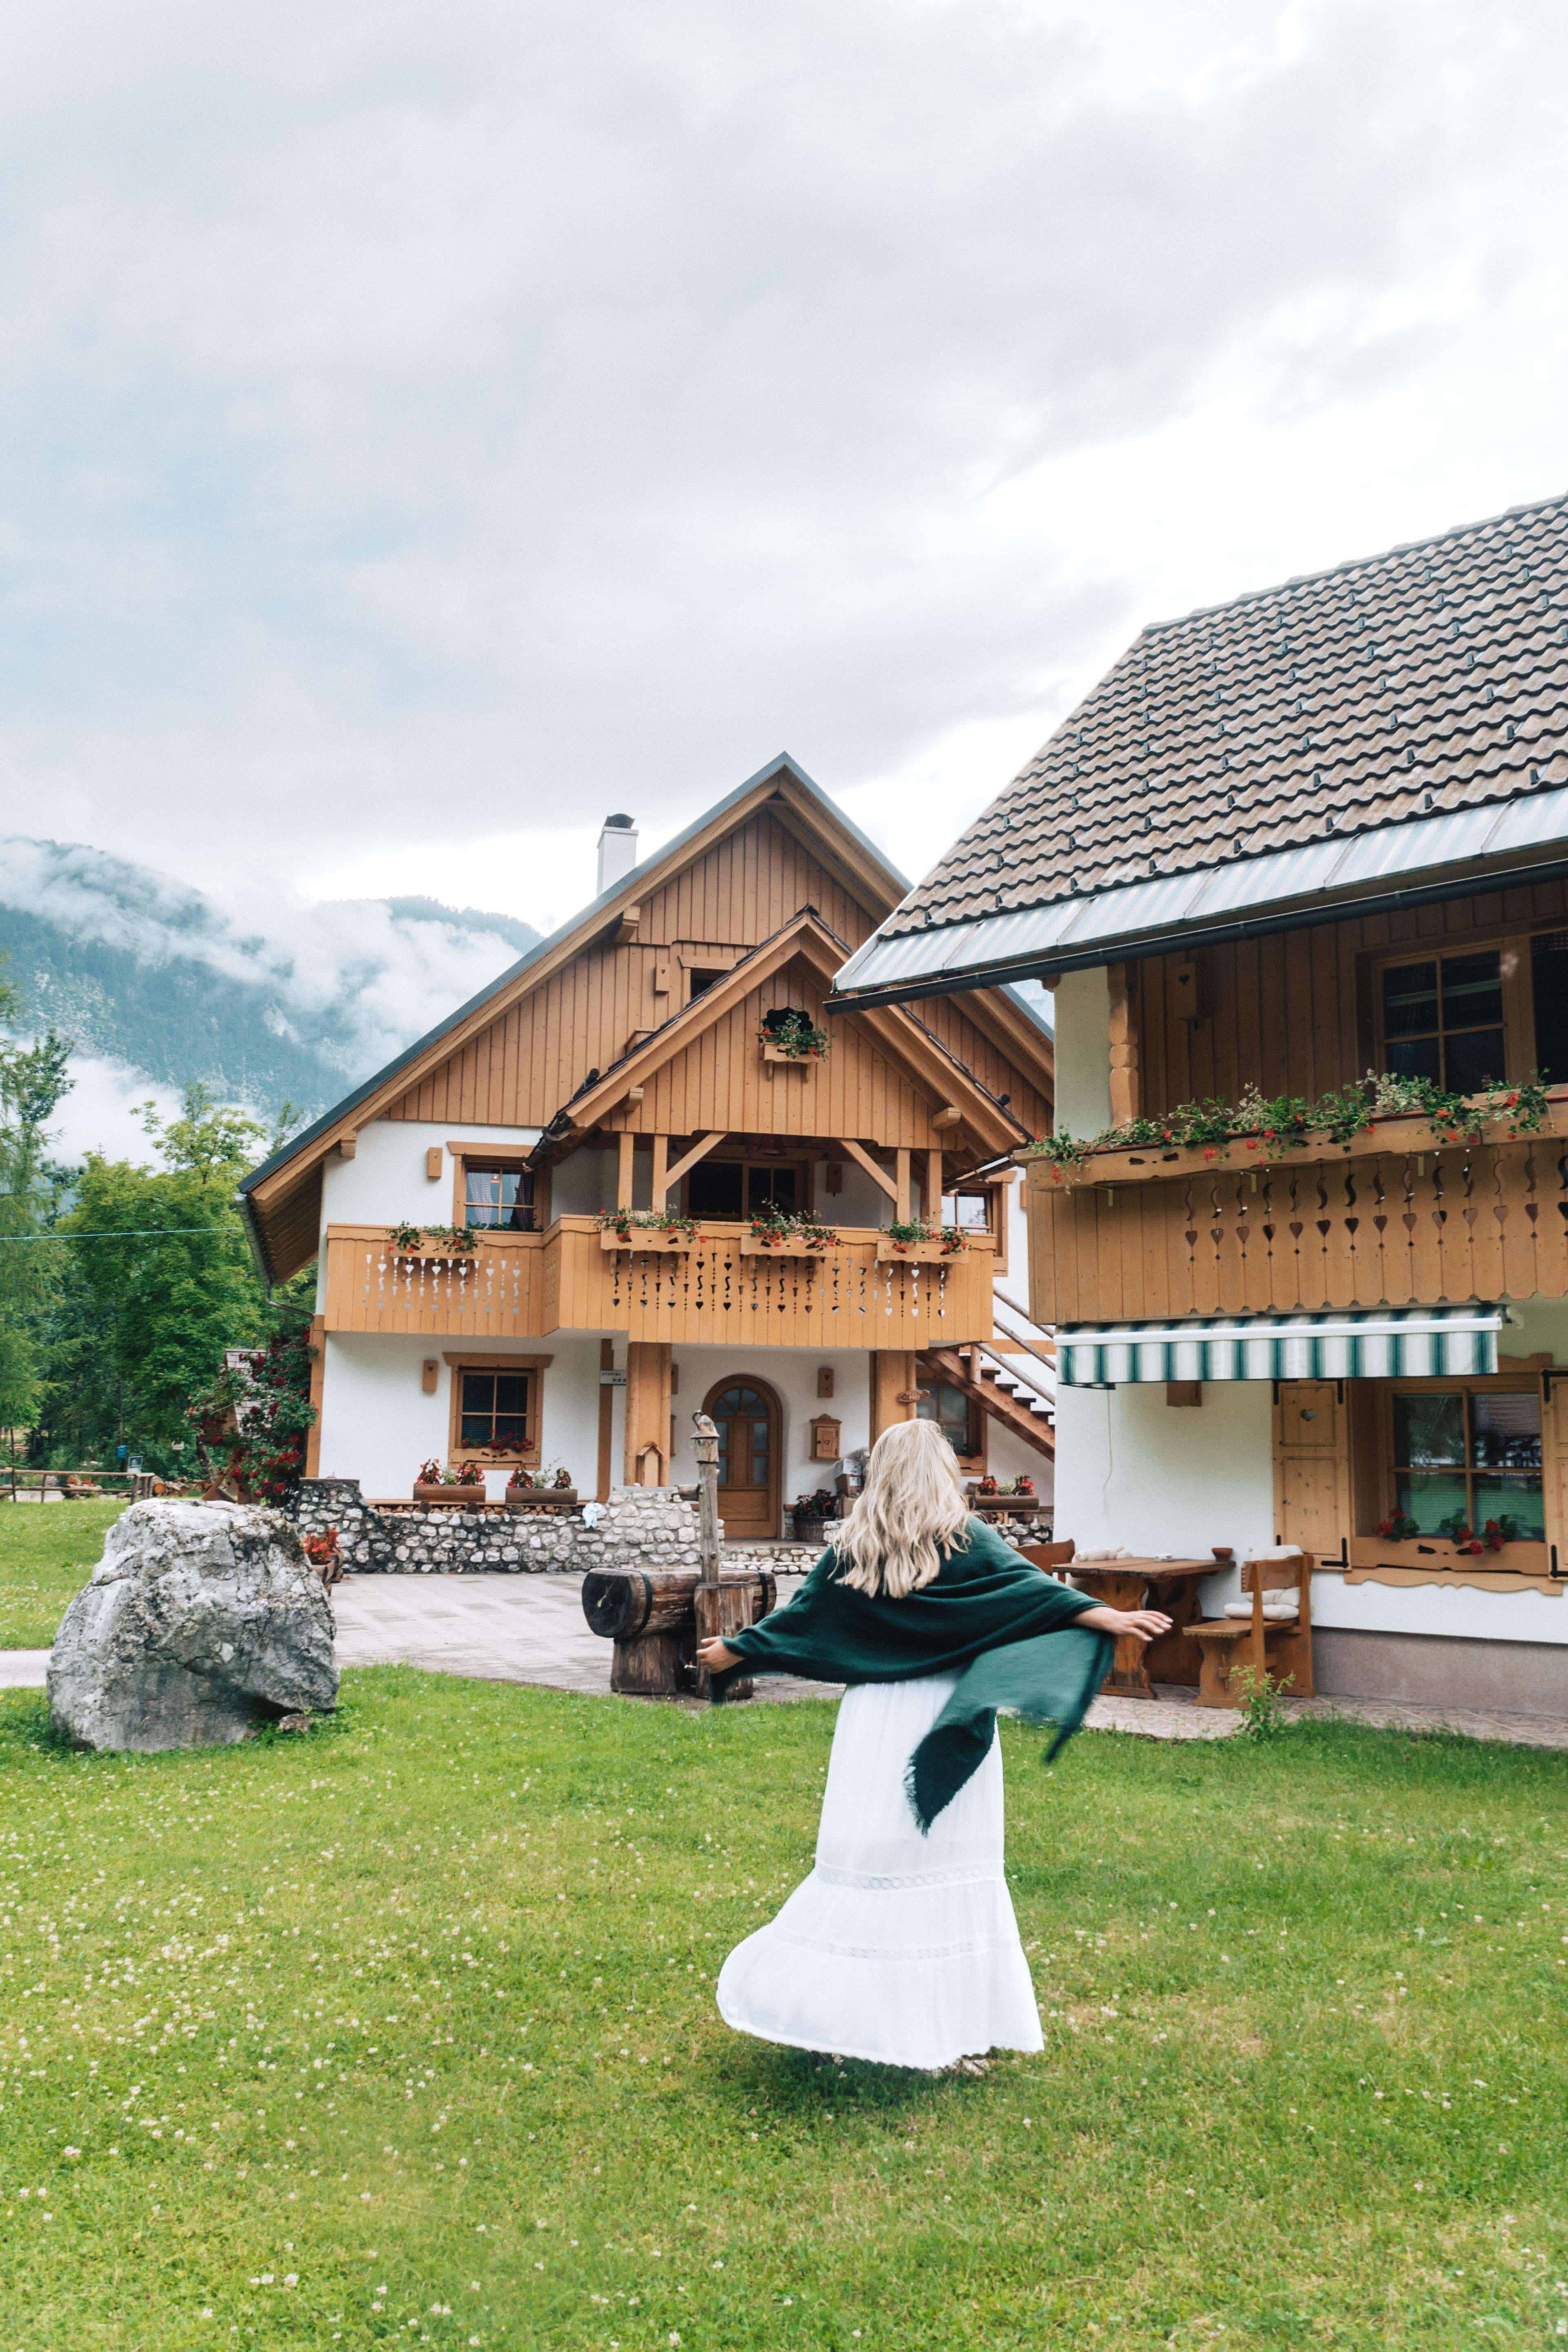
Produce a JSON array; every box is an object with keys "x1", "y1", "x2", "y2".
[
  {"x1": 292, "y1": 1479, "x2": 822, "y2": 1579},
  {"x1": 291, "y1": 1480, "x2": 1053, "y2": 1579}
]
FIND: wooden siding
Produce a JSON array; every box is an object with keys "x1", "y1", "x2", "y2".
[
  {"x1": 384, "y1": 810, "x2": 877, "y2": 1128},
  {"x1": 608, "y1": 967, "x2": 954, "y2": 1148},
  {"x1": 324, "y1": 1220, "x2": 994, "y2": 1349},
  {"x1": 1028, "y1": 1135, "x2": 1568, "y2": 1325},
  {"x1": 381, "y1": 803, "x2": 1051, "y2": 1141},
  {"x1": 1135, "y1": 877, "x2": 1568, "y2": 1114}
]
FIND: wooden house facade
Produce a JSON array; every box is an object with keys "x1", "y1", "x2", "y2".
[
  {"x1": 832, "y1": 495, "x2": 1568, "y2": 1713},
  {"x1": 240, "y1": 758, "x2": 1057, "y2": 1534}
]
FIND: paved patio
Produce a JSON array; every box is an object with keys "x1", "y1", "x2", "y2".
[{"x1": 7, "y1": 1571, "x2": 1568, "y2": 1748}]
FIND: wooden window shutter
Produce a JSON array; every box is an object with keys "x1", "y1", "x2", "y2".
[{"x1": 1272, "y1": 1379, "x2": 1351, "y2": 1568}]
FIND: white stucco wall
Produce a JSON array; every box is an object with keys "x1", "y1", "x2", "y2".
[
  {"x1": 665, "y1": 1346, "x2": 873, "y2": 1516},
  {"x1": 317, "y1": 1328, "x2": 609, "y2": 1502},
  {"x1": 1050, "y1": 967, "x2": 1112, "y2": 1138},
  {"x1": 1053, "y1": 1363, "x2": 1568, "y2": 1645},
  {"x1": 321, "y1": 1120, "x2": 542, "y2": 1233}
]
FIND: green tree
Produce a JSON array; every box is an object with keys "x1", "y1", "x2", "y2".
[
  {"x1": 50, "y1": 1085, "x2": 297, "y2": 1471},
  {"x1": 0, "y1": 982, "x2": 74, "y2": 1429}
]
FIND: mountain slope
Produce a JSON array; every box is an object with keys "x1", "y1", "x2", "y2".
[{"x1": 0, "y1": 839, "x2": 542, "y2": 1123}]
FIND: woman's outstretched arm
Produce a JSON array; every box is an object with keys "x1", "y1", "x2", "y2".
[{"x1": 1073, "y1": 1606, "x2": 1171, "y2": 1644}]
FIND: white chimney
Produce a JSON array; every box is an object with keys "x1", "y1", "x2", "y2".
[{"x1": 597, "y1": 812, "x2": 638, "y2": 897}]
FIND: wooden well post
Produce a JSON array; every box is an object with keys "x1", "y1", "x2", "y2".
[{"x1": 692, "y1": 1409, "x2": 759, "y2": 1700}]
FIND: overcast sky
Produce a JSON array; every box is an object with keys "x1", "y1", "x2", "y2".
[{"x1": 2, "y1": 0, "x2": 1566, "y2": 937}]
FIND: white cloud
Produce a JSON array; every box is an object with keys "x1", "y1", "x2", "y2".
[
  {"x1": 0, "y1": 0, "x2": 1560, "y2": 917},
  {"x1": 41, "y1": 1051, "x2": 184, "y2": 1168}
]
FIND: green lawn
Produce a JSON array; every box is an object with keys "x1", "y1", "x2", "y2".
[
  {"x1": 1, "y1": 1673, "x2": 1566, "y2": 2348},
  {"x1": 0, "y1": 1498, "x2": 126, "y2": 1646}
]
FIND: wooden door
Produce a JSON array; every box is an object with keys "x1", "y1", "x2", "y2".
[{"x1": 705, "y1": 1378, "x2": 781, "y2": 1540}]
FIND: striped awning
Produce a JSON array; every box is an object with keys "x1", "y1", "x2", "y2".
[{"x1": 1057, "y1": 1306, "x2": 1504, "y2": 1387}]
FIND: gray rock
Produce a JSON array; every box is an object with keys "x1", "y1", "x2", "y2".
[{"x1": 48, "y1": 1500, "x2": 338, "y2": 1752}]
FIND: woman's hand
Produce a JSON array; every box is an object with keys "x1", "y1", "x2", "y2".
[
  {"x1": 1076, "y1": 1605, "x2": 1172, "y2": 1645},
  {"x1": 696, "y1": 1637, "x2": 742, "y2": 1672}
]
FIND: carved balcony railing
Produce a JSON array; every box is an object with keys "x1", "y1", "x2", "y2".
[
  {"x1": 1027, "y1": 1100, "x2": 1568, "y2": 1325},
  {"x1": 323, "y1": 1218, "x2": 995, "y2": 1347}
]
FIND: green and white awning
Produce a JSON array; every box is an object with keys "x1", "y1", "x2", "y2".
[{"x1": 1057, "y1": 1305, "x2": 1504, "y2": 1387}]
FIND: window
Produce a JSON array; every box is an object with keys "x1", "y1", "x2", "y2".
[
  {"x1": 686, "y1": 967, "x2": 726, "y2": 1002},
  {"x1": 1379, "y1": 950, "x2": 1505, "y2": 1093},
  {"x1": 1530, "y1": 932, "x2": 1568, "y2": 1084},
  {"x1": 686, "y1": 1159, "x2": 803, "y2": 1219},
  {"x1": 464, "y1": 1165, "x2": 535, "y2": 1231},
  {"x1": 940, "y1": 1183, "x2": 1006, "y2": 1272},
  {"x1": 456, "y1": 1367, "x2": 534, "y2": 1456},
  {"x1": 1390, "y1": 1387, "x2": 1544, "y2": 1540},
  {"x1": 917, "y1": 1381, "x2": 982, "y2": 1464}
]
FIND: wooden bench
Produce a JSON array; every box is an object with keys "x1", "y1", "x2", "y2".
[{"x1": 1191, "y1": 1551, "x2": 1315, "y2": 1707}]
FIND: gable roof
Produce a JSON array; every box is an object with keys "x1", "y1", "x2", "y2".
[
  {"x1": 543, "y1": 906, "x2": 1032, "y2": 1159},
  {"x1": 239, "y1": 752, "x2": 1052, "y2": 1281},
  {"x1": 832, "y1": 491, "x2": 1568, "y2": 1005}
]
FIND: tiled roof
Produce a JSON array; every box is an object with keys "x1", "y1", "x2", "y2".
[{"x1": 884, "y1": 491, "x2": 1568, "y2": 938}]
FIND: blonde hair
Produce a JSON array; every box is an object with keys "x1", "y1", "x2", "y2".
[{"x1": 830, "y1": 1417, "x2": 971, "y2": 1598}]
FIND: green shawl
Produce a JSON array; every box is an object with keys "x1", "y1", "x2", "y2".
[{"x1": 711, "y1": 1516, "x2": 1112, "y2": 1830}]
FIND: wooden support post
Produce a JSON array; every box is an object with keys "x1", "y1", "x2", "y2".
[
  {"x1": 663, "y1": 1131, "x2": 726, "y2": 1193},
  {"x1": 837, "y1": 1137, "x2": 898, "y2": 1200},
  {"x1": 869, "y1": 1350, "x2": 918, "y2": 1442},
  {"x1": 1108, "y1": 962, "x2": 1141, "y2": 1126},
  {"x1": 650, "y1": 1134, "x2": 669, "y2": 1210},
  {"x1": 597, "y1": 1338, "x2": 615, "y2": 1500},
  {"x1": 624, "y1": 1341, "x2": 671, "y2": 1487},
  {"x1": 895, "y1": 1148, "x2": 912, "y2": 1224},
  {"x1": 692, "y1": 1409, "x2": 757, "y2": 1701},
  {"x1": 617, "y1": 1130, "x2": 636, "y2": 1211},
  {"x1": 925, "y1": 1149, "x2": 944, "y2": 1223},
  {"x1": 304, "y1": 1316, "x2": 326, "y2": 1479}
]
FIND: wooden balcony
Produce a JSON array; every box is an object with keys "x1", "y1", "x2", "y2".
[
  {"x1": 1027, "y1": 1098, "x2": 1568, "y2": 1325},
  {"x1": 323, "y1": 1218, "x2": 995, "y2": 1347}
]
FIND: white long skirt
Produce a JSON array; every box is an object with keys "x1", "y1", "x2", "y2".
[{"x1": 716, "y1": 1671, "x2": 1044, "y2": 2070}]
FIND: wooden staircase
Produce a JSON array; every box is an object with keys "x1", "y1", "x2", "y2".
[{"x1": 921, "y1": 1343, "x2": 1055, "y2": 1460}]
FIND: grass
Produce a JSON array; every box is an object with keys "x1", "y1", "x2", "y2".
[
  {"x1": 0, "y1": 1499, "x2": 126, "y2": 1647},
  {"x1": 0, "y1": 1670, "x2": 1566, "y2": 2349}
]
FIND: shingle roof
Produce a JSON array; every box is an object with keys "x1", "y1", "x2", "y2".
[{"x1": 883, "y1": 490, "x2": 1568, "y2": 939}]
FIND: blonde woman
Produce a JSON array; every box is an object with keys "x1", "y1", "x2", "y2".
[{"x1": 696, "y1": 1418, "x2": 1169, "y2": 2071}]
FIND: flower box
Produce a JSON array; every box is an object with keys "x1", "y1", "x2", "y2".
[
  {"x1": 874, "y1": 1237, "x2": 964, "y2": 1263},
  {"x1": 597, "y1": 1227, "x2": 696, "y2": 1254},
  {"x1": 761, "y1": 1041, "x2": 823, "y2": 1069},
  {"x1": 741, "y1": 1231, "x2": 836, "y2": 1258},
  {"x1": 1346, "y1": 1533, "x2": 1551, "y2": 1585},
  {"x1": 413, "y1": 1481, "x2": 488, "y2": 1507},
  {"x1": 968, "y1": 1493, "x2": 1040, "y2": 1515},
  {"x1": 505, "y1": 1484, "x2": 579, "y2": 1514}
]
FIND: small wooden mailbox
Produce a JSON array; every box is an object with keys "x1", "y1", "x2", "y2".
[{"x1": 809, "y1": 1413, "x2": 842, "y2": 1462}]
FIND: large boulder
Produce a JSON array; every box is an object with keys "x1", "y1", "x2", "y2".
[{"x1": 48, "y1": 1500, "x2": 338, "y2": 1752}]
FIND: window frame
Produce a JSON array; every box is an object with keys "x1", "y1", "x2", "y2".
[
  {"x1": 940, "y1": 1178, "x2": 1008, "y2": 1275},
  {"x1": 447, "y1": 1144, "x2": 548, "y2": 1234},
  {"x1": 1373, "y1": 1372, "x2": 1546, "y2": 1558},
  {"x1": 1368, "y1": 932, "x2": 1535, "y2": 1092},
  {"x1": 444, "y1": 1352, "x2": 551, "y2": 1466},
  {"x1": 916, "y1": 1373, "x2": 985, "y2": 1472},
  {"x1": 681, "y1": 1155, "x2": 813, "y2": 1220}
]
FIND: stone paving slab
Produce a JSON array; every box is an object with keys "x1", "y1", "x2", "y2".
[{"x1": 4, "y1": 1573, "x2": 1568, "y2": 1751}]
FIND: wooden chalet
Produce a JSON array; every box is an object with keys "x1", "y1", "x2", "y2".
[
  {"x1": 240, "y1": 756, "x2": 1056, "y2": 1534},
  {"x1": 833, "y1": 494, "x2": 1568, "y2": 1712}
]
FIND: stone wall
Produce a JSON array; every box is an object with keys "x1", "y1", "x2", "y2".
[
  {"x1": 291, "y1": 1479, "x2": 1052, "y2": 1578},
  {"x1": 291, "y1": 1478, "x2": 818, "y2": 1579}
]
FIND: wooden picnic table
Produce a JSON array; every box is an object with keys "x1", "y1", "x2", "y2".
[{"x1": 1060, "y1": 1555, "x2": 1220, "y2": 1700}]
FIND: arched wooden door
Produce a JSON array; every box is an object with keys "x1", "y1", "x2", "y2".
[{"x1": 704, "y1": 1377, "x2": 782, "y2": 1540}]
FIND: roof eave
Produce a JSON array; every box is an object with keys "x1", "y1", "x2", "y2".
[{"x1": 829, "y1": 825, "x2": 1568, "y2": 1009}]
